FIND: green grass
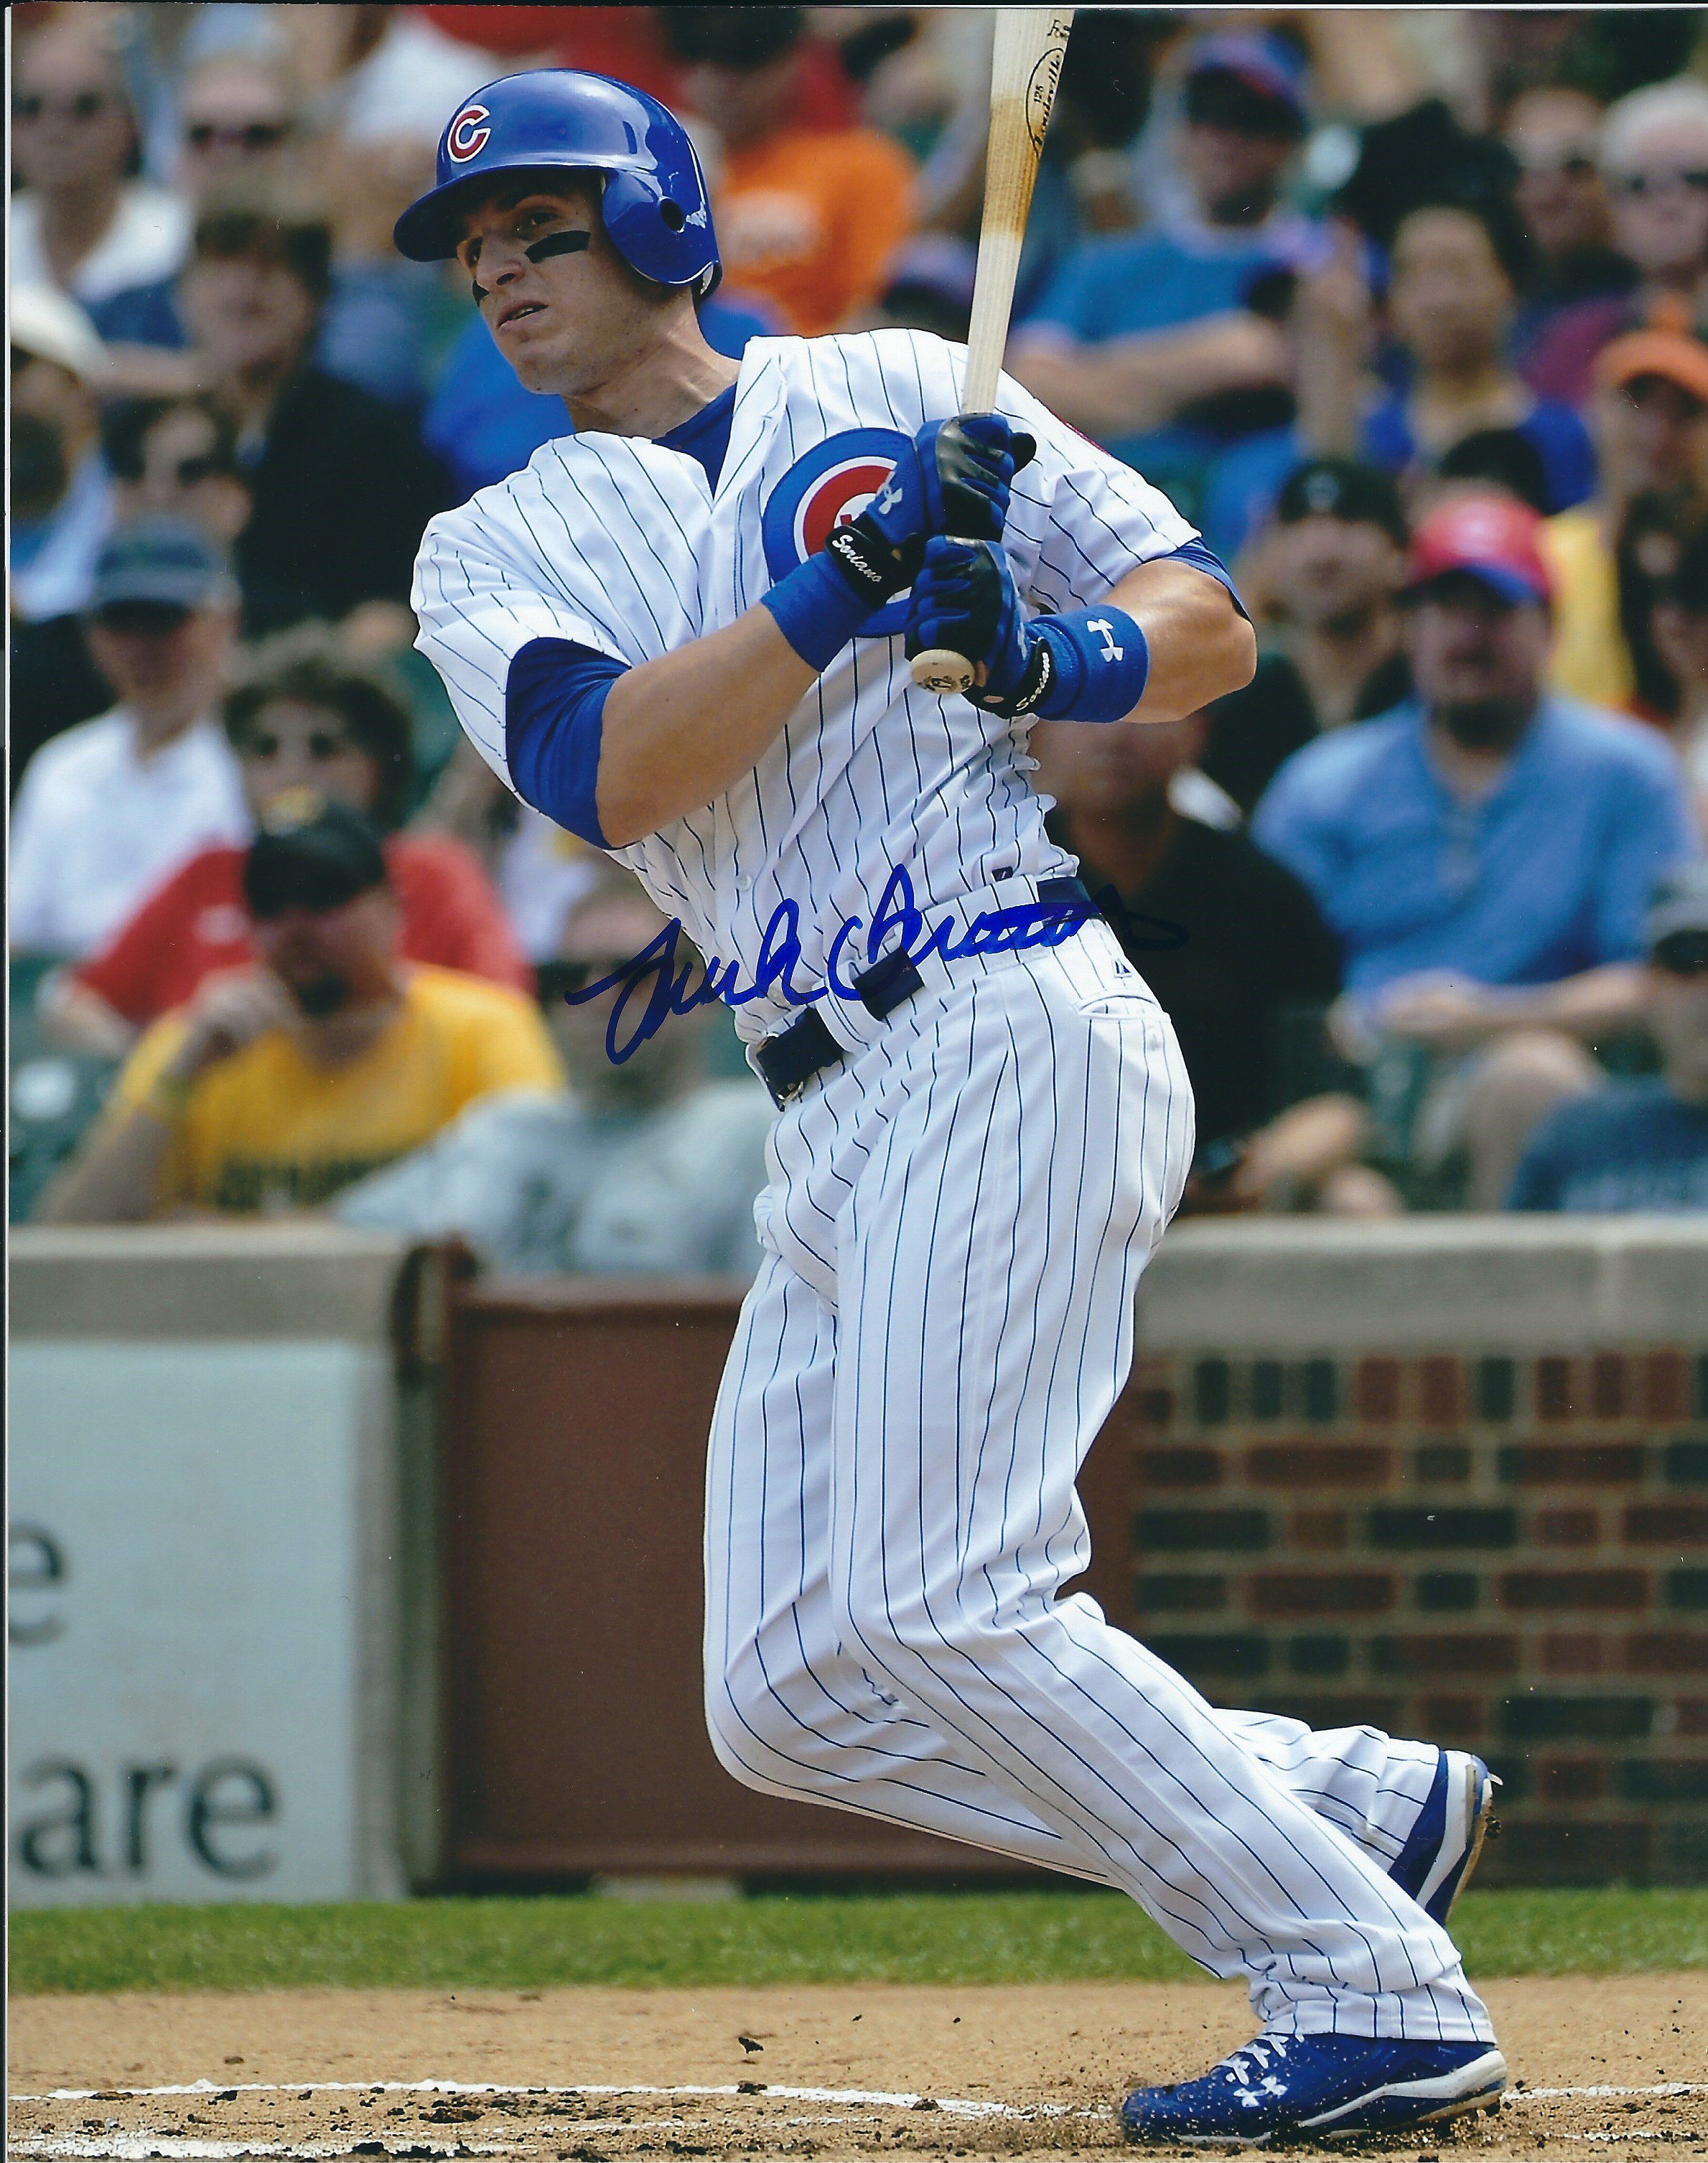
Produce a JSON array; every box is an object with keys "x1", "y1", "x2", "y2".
[{"x1": 11, "y1": 1888, "x2": 1708, "y2": 1997}]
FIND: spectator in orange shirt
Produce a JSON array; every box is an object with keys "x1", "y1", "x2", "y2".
[
  {"x1": 661, "y1": 7, "x2": 915, "y2": 337},
  {"x1": 46, "y1": 626, "x2": 528, "y2": 1057}
]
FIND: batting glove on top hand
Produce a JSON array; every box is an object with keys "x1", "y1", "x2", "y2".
[
  {"x1": 903, "y1": 536, "x2": 1048, "y2": 716},
  {"x1": 825, "y1": 416, "x2": 1037, "y2": 610},
  {"x1": 869, "y1": 414, "x2": 1037, "y2": 551}
]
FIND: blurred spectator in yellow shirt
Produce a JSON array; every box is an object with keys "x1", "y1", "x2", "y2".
[
  {"x1": 1544, "y1": 317, "x2": 1708, "y2": 714},
  {"x1": 661, "y1": 6, "x2": 915, "y2": 337},
  {"x1": 39, "y1": 802, "x2": 562, "y2": 1223},
  {"x1": 1651, "y1": 520, "x2": 1708, "y2": 840}
]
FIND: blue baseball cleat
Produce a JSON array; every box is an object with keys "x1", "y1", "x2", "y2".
[
  {"x1": 1119, "y1": 2032, "x2": 1507, "y2": 2146},
  {"x1": 1389, "y1": 1749, "x2": 1500, "y2": 1925}
]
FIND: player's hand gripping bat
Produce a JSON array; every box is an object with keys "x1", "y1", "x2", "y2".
[{"x1": 908, "y1": 7, "x2": 1075, "y2": 699}]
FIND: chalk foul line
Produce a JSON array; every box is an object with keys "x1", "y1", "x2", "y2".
[
  {"x1": 11, "y1": 2071, "x2": 1705, "y2": 2157},
  {"x1": 12, "y1": 2076, "x2": 1070, "y2": 2123},
  {"x1": 1507, "y1": 2085, "x2": 1708, "y2": 2102}
]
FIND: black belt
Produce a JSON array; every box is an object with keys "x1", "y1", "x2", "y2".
[{"x1": 754, "y1": 877, "x2": 1096, "y2": 1108}]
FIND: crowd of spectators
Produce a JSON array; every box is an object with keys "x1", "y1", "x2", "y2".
[{"x1": 11, "y1": 4, "x2": 1708, "y2": 1235}]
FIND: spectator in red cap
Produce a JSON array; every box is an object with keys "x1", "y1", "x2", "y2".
[
  {"x1": 1254, "y1": 490, "x2": 1700, "y2": 1207},
  {"x1": 1542, "y1": 315, "x2": 1708, "y2": 714}
]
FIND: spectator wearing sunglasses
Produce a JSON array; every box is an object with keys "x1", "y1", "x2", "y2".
[
  {"x1": 9, "y1": 17, "x2": 190, "y2": 326},
  {"x1": 101, "y1": 50, "x2": 455, "y2": 412},
  {"x1": 1526, "y1": 78, "x2": 1708, "y2": 407},
  {"x1": 177, "y1": 56, "x2": 300, "y2": 200},
  {"x1": 48, "y1": 627, "x2": 528, "y2": 1058},
  {"x1": 1508, "y1": 867, "x2": 1708, "y2": 1212},
  {"x1": 10, "y1": 519, "x2": 248, "y2": 961},
  {"x1": 38, "y1": 801, "x2": 562, "y2": 1225},
  {"x1": 96, "y1": 55, "x2": 306, "y2": 365},
  {"x1": 1504, "y1": 89, "x2": 1635, "y2": 375},
  {"x1": 102, "y1": 396, "x2": 253, "y2": 550}
]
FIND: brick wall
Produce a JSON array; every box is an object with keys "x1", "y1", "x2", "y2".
[{"x1": 1102, "y1": 1347, "x2": 1708, "y2": 1884}]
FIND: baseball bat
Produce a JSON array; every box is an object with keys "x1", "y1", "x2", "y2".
[{"x1": 909, "y1": 6, "x2": 1075, "y2": 699}]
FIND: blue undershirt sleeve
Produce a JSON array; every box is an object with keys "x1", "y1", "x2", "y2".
[
  {"x1": 505, "y1": 636, "x2": 628, "y2": 849},
  {"x1": 1165, "y1": 538, "x2": 1249, "y2": 620}
]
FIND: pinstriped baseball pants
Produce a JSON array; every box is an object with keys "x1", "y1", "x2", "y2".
[{"x1": 704, "y1": 923, "x2": 1493, "y2": 2043}]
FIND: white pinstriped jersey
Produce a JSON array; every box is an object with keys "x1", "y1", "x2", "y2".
[
  {"x1": 412, "y1": 327, "x2": 1197, "y2": 1041},
  {"x1": 411, "y1": 323, "x2": 1498, "y2": 2050}
]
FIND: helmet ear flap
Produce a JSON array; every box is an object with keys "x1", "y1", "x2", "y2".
[{"x1": 600, "y1": 167, "x2": 717, "y2": 291}]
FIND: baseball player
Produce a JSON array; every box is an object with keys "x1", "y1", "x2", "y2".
[{"x1": 400, "y1": 71, "x2": 1506, "y2": 2144}]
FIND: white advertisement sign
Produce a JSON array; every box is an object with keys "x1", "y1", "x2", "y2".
[{"x1": 9, "y1": 1338, "x2": 399, "y2": 1905}]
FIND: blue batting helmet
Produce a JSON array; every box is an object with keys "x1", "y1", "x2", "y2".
[{"x1": 393, "y1": 70, "x2": 720, "y2": 296}]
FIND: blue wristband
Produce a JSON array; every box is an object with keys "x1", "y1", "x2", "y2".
[
  {"x1": 1033, "y1": 605, "x2": 1149, "y2": 724},
  {"x1": 760, "y1": 552, "x2": 874, "y2": 673}
]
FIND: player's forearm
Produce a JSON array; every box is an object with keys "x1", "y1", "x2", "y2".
[
  {"x1": 36, "y1": 1106, "x2": 175, "y2": 1223},
  {"x1": 595, "y1": 609, "x2": 818, "y2": 846},
  {"x1": 1104, "y1": 560, "x2": 1257, "y2": 722}
]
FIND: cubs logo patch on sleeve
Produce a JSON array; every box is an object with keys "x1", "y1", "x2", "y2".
[{"x1": 761, "y1": 427, "x2": 913, "y2": 637}]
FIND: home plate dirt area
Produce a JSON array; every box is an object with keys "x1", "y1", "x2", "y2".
[{"x1": 9, "y1": 1976, "x2": 1706, "y2": 2161}]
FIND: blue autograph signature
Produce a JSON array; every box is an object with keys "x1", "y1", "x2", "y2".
[{"x1": 564, "y1": 865, "x2": 1186, "y2": 1065}]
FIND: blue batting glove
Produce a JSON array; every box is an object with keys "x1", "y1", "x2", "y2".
[
  {"x1": 904, "y1": 537, "x2": 1035, "y2": 703},
  {"x1": 865, "y1": 416, "x2": 1037, "y2": 556},
  {"x1": 904, "y1": 538, "x2": 1152, "y2": 721}
]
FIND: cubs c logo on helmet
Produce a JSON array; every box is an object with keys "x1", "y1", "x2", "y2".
[
  {"x1": 761, "y1": 428, "x2": 913, "y2": 637},
  {"x1": 446, "y1": 103, "x2": 492, "y2": 163}
]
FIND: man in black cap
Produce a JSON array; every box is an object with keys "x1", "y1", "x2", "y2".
[
  {"x1": 1200, "y1": 458, "x2": 1411, "y2": 816},
  {"x1": 40, "y1": 798, "x2": 562, "y2": 1221},
  {"x1": 1509, "y1": 866, "x2": 1708, "y2": 1210},
  {"x1": 10, "y1": 515, "x2": 247, "y2": 957}
]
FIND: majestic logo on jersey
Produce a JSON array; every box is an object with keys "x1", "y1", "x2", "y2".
[
  {"x1": 762, "y1": 427, "x2": 913, "y2": 637},
  {"x1": 446, "y1": 104, "x2": 492, "y2": 163}
]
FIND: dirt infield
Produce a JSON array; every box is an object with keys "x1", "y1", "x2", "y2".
[{"x1": 10, "y1": 1975, "x2": 1706, "y2": 2160}]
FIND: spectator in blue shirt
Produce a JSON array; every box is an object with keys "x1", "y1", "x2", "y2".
[
  {"x1": 1254, "y1": 490, "x2": 1700, "y2": 1206},
  {"x1": 1009, "y1": 32, "x2": 1320, "y2": 510},
  {"x1": 1510, "y1": 866, "x2": 1708, "y2": 1211},
  {"x1": 1205, "y1": 198, "x2": 1597, "y2": 563},
  {"x1": 1360, "y1": 200, "x2": 1595, "y2": 515},
  {"x1": 423, "y1": 289, "x2": 778, "y2": 500}
]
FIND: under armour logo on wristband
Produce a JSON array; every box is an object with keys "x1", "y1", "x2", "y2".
[
  {"x1": 1088, "y1": 617, "x2": 1124, "y2": 663},
  {"x1": 874, "y1": 477, "x2": 902, "y2": 516}
]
